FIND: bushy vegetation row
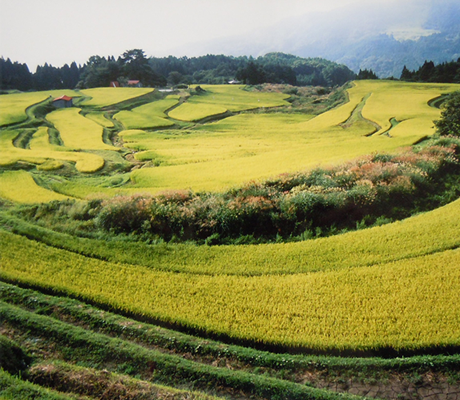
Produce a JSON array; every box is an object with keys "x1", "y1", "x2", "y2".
[
  {"x1": 53, "y1": 135, "x2": 460, "y2": 244},
  {"x1": 0, "y1": 301, "x2": 363, "y2": 399},
  {"x1": 3, "y1": 188, "x2": 460, "y2": 278}
]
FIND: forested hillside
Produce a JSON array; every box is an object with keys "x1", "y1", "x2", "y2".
[{"x1": 0, "y1": 50, "x2": 356, "y2": 91}]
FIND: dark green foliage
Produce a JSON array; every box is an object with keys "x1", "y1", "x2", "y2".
[
  {"x1": 236, "y1": 61, "x2": 267, "y2": 85},
  {"x1": 0, "y1": 56, "x2": 81, "y2": 91},
  {"x1": 236, "y1": 60, "x2": 298, "y2": 85},
  {"x1": 400, "y1": 58, "x2": 460, "y2": 83},
  {"x1": 1, "y1": 51, "x2": 357, "y2": 91},
  {"x1": 80, "y1": 52, "x2": 166, "y2": 88},
  {"x1": 435, "y1": 91, "x2": 460, "y2": 136},
  {"x1": 34, "y1": 62, "x2": 81, "y2": 91},
  {"x1": 357, "y1": 68, "x2": 378, "y2": 80},
  {"x1": 0, "y1": 335, "x2": 31, "y2": 374},
  {"x1": 0, "y1": 58, "x2": 33, "y2": 91}
]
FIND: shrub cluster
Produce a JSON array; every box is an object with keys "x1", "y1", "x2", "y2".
[
  {"x1": 95, "y1": 136, "x2": 460, "y2": 244},
  {"x1": 0, "y1": 334, "x2": 31, "y2": 375}
]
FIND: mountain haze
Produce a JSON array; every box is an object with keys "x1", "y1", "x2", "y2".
[{"x1": 176, "y1": 0, "x2": 460, "y2": 78}]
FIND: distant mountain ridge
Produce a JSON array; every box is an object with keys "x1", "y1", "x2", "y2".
[
  {"x1": 177, "y1": 1, "x2": 460, "y2": 78},
  {"x1": 326, "y1": 3, "x2": 460, "y2": 77}
]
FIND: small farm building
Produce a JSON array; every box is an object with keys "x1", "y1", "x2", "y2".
[
  {"x1": 110, "y1": 81, "x2": 120, "y2": 87},
  {"x1": 127, "y1": 80, "x2": 141, "y2": 87},
  {"x1": 53, "y1": 95, "x2": 73, "y2": 108}
]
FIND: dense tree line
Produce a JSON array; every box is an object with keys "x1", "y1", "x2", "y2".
[
  {"x1": 1, "y1": 50, "x2": 357, "y2": 91},
  {"x1": 0, "y1": 57, "x2": 82, "y2": 91},
  {"x1": 80, "y1": 50, "x2": 166, "y2": 88},
  {"x1": 400, "y1": 59, "x2": 460, "y2": 83},
  {"x1": 150, "y1": 52, "x2": 356, "y2": 86},
  {"x1": 4, "y1": 51, "x2": 460, "y2": 92},
  {"x1": 0, "y1": 58, "x2": 33, "y2": 91},
  {"x1": 356, "y1": 68, "x2": 378, "y2": 80}
]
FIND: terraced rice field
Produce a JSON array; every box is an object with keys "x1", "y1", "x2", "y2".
[
  {"x1": 129, "y1": 81, "x2": 460, "y2": 193},
  {"x1": 2, "y1": 81, "x2": 458, "y2": 196},
  {"x1": 84, "y1": 111, "x2": 115, "y2": 127},
  {"x1": 114, "y1": 95, "x2": 179, "y2": 128},
  {"x1": 189, "y1": 84, "x2": 290, "y2": 112},
  {"x1": 79, "y1": 87, "x2": 153, "y2": 107},
  {"x1": 168, "y1": 102, "x2": 228, "y2": 122},
  {"x1": 0, "y1": 128, "x2": 105, "y2": 173},
  {"x1": 1, "y1": 194, "x2": 460, "y2": 350},
  {"x1": 168, "y1": 85, "x2": 289, "y2": 121},
  {"x1": 46, "y1": 108, "x2": 118, "y2": 151},
  {"x1": 0, "y1": 171, "x2": 69, "y2": 203},
  {"x1": 0, "y1": 90, "x2": 80, "y2": 126}
]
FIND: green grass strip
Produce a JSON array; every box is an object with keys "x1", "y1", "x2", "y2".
[
  {"x1": 29, "y1": 360, "x2": 224, "y2": 400},
  {"x1": 0, "y1": 370, "x2": 78, "y2": 400},
  {"x1": 0, "y1": 301, "x2": 362, "y2": 400}
]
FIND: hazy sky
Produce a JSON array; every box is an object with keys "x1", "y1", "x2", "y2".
[{"x1": 0, "y1": 0, "x2": 432, "y2": 71}]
